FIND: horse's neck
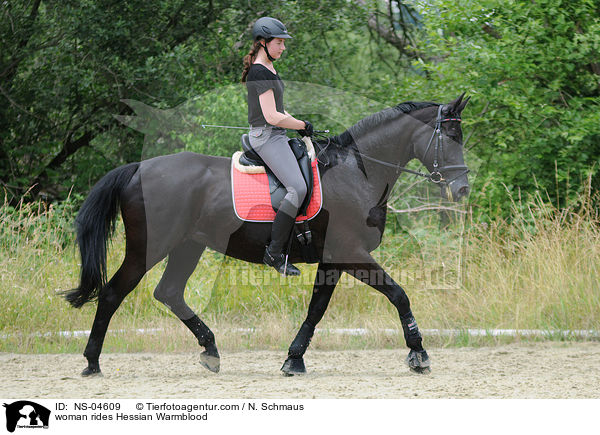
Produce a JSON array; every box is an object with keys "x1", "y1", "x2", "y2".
[{"x1": 353, "y1": 117, "x2": 417, "y2": 191}]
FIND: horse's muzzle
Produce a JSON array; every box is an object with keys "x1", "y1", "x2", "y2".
[{"x1": 442, "y1": 180, "x2": 470, "y2": 202}]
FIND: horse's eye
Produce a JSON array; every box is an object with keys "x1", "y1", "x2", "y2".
[{"x1": 446, "y1": 128, "x2": 461, "y2": 140}]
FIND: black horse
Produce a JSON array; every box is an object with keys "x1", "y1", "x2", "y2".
[{"x1": 65, "y1": 94, "x2": 471, "y2": 377}]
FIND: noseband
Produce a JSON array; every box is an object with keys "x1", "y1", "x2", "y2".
[
  {"x1": 422, "y1": 105, "x2": 470, "y2": 185},
  {"x1": 352, "y1": 105, "x2": 469, "y2": 185}
]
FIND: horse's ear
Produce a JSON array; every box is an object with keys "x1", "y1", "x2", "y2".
[
  {"x1": 456, "y1": 95, "x2": 471, "y2": 114},
  {"x1": 449, "y1": 92, "x2": 466, "y2": 111}
]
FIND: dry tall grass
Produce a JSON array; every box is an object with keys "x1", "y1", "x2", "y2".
[{"x1": 1, "y1": 185, "x2": 598, "y2": 353}]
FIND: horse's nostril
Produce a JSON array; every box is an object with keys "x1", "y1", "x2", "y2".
[{"x1": 458, "y1": 186, "x2": 470, "y2": 197}]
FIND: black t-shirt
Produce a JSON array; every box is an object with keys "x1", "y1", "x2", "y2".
[{"x1": 246, "y1": 64, "x2": 285, "y2": 126}]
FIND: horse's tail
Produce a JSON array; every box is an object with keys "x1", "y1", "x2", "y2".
[{"x1": 64, "y1": 162, "x2": 140, "y2": 308}]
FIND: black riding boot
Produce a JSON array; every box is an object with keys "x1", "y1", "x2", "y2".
[{"x1": 264, "y1": 211, "x2": 301, "y2": 276}]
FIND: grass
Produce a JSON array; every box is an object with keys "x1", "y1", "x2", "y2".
[{"x1": 1, "y1": 185, "x2": 599, "y2": 354}]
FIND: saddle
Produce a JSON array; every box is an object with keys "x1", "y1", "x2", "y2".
[
  {"x1": 238, "y1": 134, "x2": 314, "y2": 215},
  {"x1": 231, "y1": 135, "x2": 322, "y2": 263}
]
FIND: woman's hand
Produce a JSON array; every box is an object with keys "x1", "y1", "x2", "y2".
[{"x1": 298, "y1": 121, "x2": 313, "y2": 137}]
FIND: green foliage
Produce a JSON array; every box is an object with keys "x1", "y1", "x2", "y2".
[
  {"x1": 413, "y1": 0, "x2": 600, "y2": 218},
  {"x1": 1, "y1": 0, "x2": 598, "y2": 219},
  {"x1": 0, "y1": 0, "x2": 373, "y2": 202}
]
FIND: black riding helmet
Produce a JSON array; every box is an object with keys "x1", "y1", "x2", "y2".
[
  {"x1": 252, "y1": 17, "x2": 292, "y2": 62},
  {"x1": 252, "y1": 17, "x2": 292, "y2": 40}
]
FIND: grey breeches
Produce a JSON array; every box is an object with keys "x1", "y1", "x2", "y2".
[{"x1": 248, "y1": 126, "x2": 307, "y2": 217}]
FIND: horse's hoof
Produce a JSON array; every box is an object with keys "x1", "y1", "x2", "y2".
[
  {"x1": 405, "y1": 349, "x2": 431, "y2": 374},
  {"x1": 200, "y1": 350, "x2": 220, "y2": 373},
  {"x1": 81, "y1": 365, "x2": 102, "y2": 377},
  {"x1": 281, "y1": 357, "x2": 306, "y2": 376}
]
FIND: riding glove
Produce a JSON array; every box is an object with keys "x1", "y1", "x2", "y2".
[{"x1": 298, "y1": 120, "x2": 313, "y2": 137}]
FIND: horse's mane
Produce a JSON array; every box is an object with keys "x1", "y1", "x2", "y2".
[
  {"x1": 323, "y1": 101, "x2": 439, "y2": 148},
  {"x1": 312, "y1": 101, "x2": 439, "y2": 174}
]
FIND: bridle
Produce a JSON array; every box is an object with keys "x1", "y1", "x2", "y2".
[
  {"x1": 318, "y1": 104, "x2": 469, "y2": 186},
  {"x1": 420, "y1": 104, "x2": 470, "y2": 185}
]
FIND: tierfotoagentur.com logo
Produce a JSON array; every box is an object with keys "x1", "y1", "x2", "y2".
[{"x1": 3, "y1": 401, "x2": 50, "y2": 432}]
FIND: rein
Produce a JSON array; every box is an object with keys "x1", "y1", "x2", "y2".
[
  {"x1": 201, "y1": 106, "x2": 469, "y2": 187},
  {"x1": 315, "y1": 105, "x2": 469, "y2": 185}
]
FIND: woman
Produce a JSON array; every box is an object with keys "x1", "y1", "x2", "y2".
[{"x1": 241, "y1": 17, "x2": 313, "y2": 276}]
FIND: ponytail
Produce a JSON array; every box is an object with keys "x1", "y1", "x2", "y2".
[
  {"x1": 241, "y1": 37, "x2": 273, "y2": 83},
  {"x1": 241, "y1": 40, "x2": 262, "y2": 83}
]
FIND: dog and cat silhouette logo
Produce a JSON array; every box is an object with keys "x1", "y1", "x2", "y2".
[{"x1": 3, "y1": 401, "x2": 50, "y2": 432}]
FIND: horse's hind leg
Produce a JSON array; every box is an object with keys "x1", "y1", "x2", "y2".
[
  {"x1": 81, "y1": 185, "x2": 148, "y2": 377},
  {"x1": 82, "y1": 252, "x2": 146, "y2": 376},
  {"x1": 153, "y1": 239, "x2": 220, "y2": 373}
]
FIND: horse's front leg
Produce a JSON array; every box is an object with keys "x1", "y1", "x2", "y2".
[
  {"x1": 281, "y1": 262, "x2": 341, "y2": 376},
  {"x1": 344, "y1": 258, "x2": 431, "y2": 374}
]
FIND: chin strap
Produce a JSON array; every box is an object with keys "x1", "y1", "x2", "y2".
[{"x1": 260, "y1": 43, "x2": 276, "y2": 62}]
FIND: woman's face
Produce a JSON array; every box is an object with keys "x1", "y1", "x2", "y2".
[{"x1": 265, "y1": 38, "x2": 286, "y2": 59}]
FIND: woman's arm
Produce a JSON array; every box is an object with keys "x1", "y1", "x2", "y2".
[{"x1": 258, "y1": 89, "x2": 306, "y2": 129}]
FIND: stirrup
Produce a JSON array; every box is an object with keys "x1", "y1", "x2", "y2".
[{"x1": 263, "y1": 247, "x2": 301, "y2": 276}]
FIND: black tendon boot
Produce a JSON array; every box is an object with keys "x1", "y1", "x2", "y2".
[
  {"x1": 182, "y1": 315, "x2": 220, "y2": 373},
  {"x1": 264, "y1": 211, "x2": 301, "y2": 276},
  {"x1": 400, "y1": 311, "x2": 424, "y2": 351},
  {"x1": 401, "y1": 311, "x2": 430, "y2": 373}
]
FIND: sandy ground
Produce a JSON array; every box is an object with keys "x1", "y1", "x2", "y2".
[{"x1": 1, "y1": 342, "x2": 599, "y2": 399}]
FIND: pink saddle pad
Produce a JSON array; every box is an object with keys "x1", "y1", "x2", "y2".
[{"x1": 232, "y1": 159, "x2": 322, "y2": 222}]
